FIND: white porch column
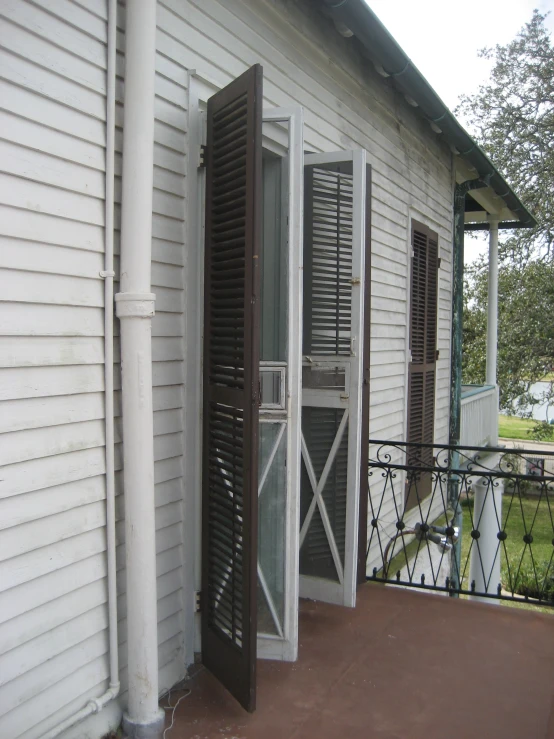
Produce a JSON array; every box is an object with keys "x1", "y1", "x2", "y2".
[
  {"x1": 486, "y1": 216, "x2": 499, "y2": 445},
  {"x1": 115, "y1": 1, "x2": 164, "y2": 737},
  {"x1": 468, "y1": 218, "x2": 503, "y2": 603}
]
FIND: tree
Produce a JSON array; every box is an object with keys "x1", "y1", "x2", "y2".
[
  {"x1": 458, "y1": 11, "x2": 554, "y2": 438},
  {"x1": 463, "y1": 261, "x2": 554, "y2": 426},
  {"x1": 458, "y1": 10, "x2": 554, "y2": 263}
]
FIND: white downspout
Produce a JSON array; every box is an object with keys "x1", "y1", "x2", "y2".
[
  {"x1": 115, "y1": 1, "x2": 164, "y2": 737},
  {"x1": 41, "y1": 0, "x2": 121, "y2": 735}
]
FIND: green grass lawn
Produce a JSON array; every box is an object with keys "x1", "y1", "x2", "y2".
[
  {"x1": 458, "y1": 493, "x2": 554, "y2": 614},
  {"x1": 379, "y1": 491, "x2": 554, "y2": 616},
  {"x1": 498, "y1": 414, "x2": 536, "y2": 440}
]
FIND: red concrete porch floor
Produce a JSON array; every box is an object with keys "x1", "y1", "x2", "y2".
[{"x1": 163, "y1": 584, "x2": 554, "y2": 739}]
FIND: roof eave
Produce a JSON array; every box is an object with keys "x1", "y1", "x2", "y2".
[{"x1": 319, "y1": 0, "x2": 537, "y2": 230}]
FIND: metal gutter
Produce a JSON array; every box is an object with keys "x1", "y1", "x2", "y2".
[{"x1": 320, "y1": 0, "x2": 536, "y2": 229}]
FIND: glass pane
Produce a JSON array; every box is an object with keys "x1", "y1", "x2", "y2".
[
  {"x1": 260, "y1": 152, "x2": 288, "y2": 362},
  {"x1": 257, "y1": 422, "x2": 287, "y2": 635},
  {"x1": 260, "y1": 368, "x2": 283, "y2": 407},
  {"x1": 302, "y1": 366, "x2": 346, "y2": 391},
  {"x1": 300, "y1": 407, "x2": 348, "y2": 582}
]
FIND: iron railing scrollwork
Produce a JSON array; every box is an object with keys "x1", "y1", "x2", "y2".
[{"x1": 366, "y1": 440, "x2": 554, "y2": 607}]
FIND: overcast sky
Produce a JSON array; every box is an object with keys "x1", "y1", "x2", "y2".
[{"x1": 367, "y1": 0, "x2": 554, "y2": 261}]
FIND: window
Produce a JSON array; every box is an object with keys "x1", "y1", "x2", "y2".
[{"x1": 406, "y1": 220, "x2": 439, "y2": 508}]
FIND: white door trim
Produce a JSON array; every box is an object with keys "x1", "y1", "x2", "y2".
[{"x1": 256, "y1": 106, "x2": 304, "y2": 662}]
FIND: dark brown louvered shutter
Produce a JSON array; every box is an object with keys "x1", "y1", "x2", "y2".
[
  {"x1": 406, "y1": 221, "x2": 438, "y2": 509},
  {"x1": 202, "y1": 64, "x2": 262, "y2": 712}
]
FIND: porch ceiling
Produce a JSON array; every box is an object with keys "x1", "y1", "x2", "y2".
[{"x1": 162, "y1": 585, "x2": 554, "y2": 738}]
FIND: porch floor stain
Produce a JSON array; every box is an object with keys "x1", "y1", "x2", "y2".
[{"x1": 162, "y1": 584, "x2": 554, "y2": 739}]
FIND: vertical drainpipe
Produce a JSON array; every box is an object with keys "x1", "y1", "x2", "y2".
[
  {"x1": 448, "y1": 177, "x2": 489, "y2": 593},
  {"x1": 115, "y1": 1, "x2": 165, "y2": 737}
]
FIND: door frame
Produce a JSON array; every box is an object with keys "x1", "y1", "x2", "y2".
[{"x1": 257, "y1": 107, "x2": 303, "y2": 662}]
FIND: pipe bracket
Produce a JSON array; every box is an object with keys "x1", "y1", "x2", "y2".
[{"x1": 115, "y1": 292, "x2": 156, "y2": 318}]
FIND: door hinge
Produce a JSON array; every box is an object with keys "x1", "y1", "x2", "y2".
[
  {"x1": 194, "y1": 591, "x2": 202, "y2": 612},
  {"x1": 199, "y1": 145, "x2": 207, "y2": 168}
]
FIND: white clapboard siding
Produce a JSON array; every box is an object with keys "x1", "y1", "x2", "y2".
[
  {"x1": 0, "y1": 0, "x2": 185, "y2": 735},
  {"x1": 162, "y1": 0, "x2": 453, "y2": 576},
  {"x1": 164, "y1": 0, "x2": 453, "y2": 441},
  {"x1": 0, "y1": 0, "x2": 459, "y2": 734}
]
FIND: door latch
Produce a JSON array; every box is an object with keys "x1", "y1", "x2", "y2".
[{"x1": 199, "y1": 144, "x2": 207, "y2": 168}]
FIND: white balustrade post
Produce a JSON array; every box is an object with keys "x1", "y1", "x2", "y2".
[{"x1": 468, "y1": 475, "x2": 504, "y2": 603}]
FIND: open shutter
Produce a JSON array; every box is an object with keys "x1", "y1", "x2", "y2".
[
  {"x1": 202, "y1": 64, "x2": 262, "y2": 712},
  {"x1": 300, "y1": 151, "x2": 368, "y2": 608},
  {"x1": 406, "y1": 221, "x2": 438, "y2": 508}
]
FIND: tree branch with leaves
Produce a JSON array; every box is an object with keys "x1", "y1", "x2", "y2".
[{"x1": 458, "y1": 10, "x2": 554, "y2": 439}]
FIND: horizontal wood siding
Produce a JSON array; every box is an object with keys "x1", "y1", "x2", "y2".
[
  {"x1": 0, "y1": 1, "x2": 186, "y2": 736},
  {"x1": 161, "y1": 0, "x2": 453, "y2": 580},
  {"x1": 1, "y1": 0, "x2": 455, "y2": 733},
  {"x1": 0, "y1": 2, "x2": 113, "y2": 735}
]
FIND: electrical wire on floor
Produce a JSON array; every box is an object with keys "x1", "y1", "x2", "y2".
[{"x1": 160, "y1": 680, "x2": 191, "y2": 739}]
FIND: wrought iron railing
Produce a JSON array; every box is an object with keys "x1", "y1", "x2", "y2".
[{"x1": 366, "y1": 440, "x2": 554, "y2": 607}]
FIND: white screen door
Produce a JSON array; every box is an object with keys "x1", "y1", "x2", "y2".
[
  {"x1": 299, "y1": 150, "x2": 367, "y2": 608},
  {"x1": 256, "y1": 108, "x2": 303, "y2": 661}
]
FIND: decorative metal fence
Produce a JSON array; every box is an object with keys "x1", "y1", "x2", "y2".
[{"x1": 366, "y1": 440, "x2": 554, "y2": 607}]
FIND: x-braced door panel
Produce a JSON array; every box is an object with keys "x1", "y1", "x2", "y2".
[{"x1": 300, "y1": 150, "x2": 369, "y2": 608}]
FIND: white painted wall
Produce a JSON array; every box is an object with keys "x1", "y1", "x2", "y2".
[
  {"x1": 0, "y1": 1, "x2": 186, "y2": 737},
  {"x1": 0, "y1": 0, "x2": 453, "y2": 735},
  {"x1": 166, "y1": 0, "x2": 454, "y2": 582}
]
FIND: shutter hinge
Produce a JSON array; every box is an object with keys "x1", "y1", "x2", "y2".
[
  {"x1": 194, "y1": 591, "x2": 202, "y2": 612},
  {"x1": 436, "y1": 349, "x2": 440, "y2": 361},
  {"x1": 199, "y1": 145, "x2": 207, "y2": 168},
  {"x1": 438, "y1": 257, "x2": 442, "y2": 268}
]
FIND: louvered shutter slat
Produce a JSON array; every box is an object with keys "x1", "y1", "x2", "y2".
[
  {"x1": 304, "y1": 163, "x2": 354, "y2": 357},
  {"x1": 406, "y1": 223, "x2": 438, "y2": 507},
  {"x1": 202, "y1": 64, "x2": 262, "y2": 713}
]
